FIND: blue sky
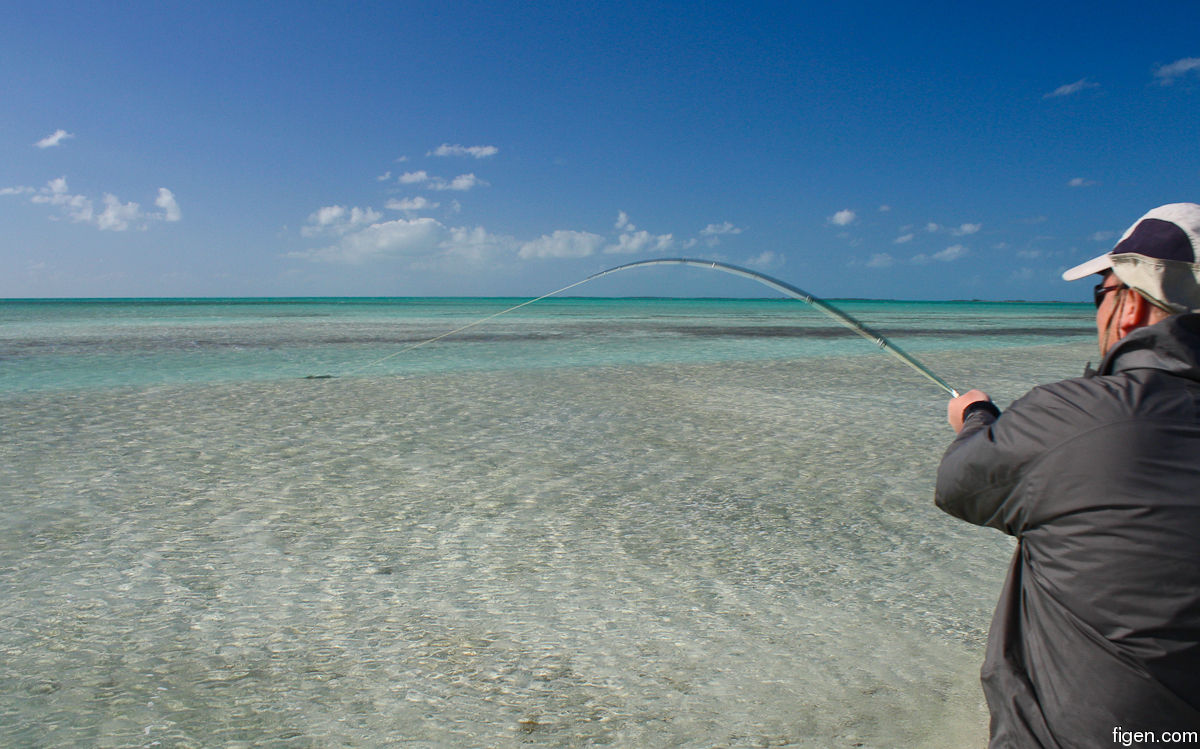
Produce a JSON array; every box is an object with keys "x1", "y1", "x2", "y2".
[{"x1": 2, "y1": 1, "x2": 1198, "y2": 300}]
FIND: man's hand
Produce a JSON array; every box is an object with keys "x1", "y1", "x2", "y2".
[{"x1": 948, "y1": 389, "x2": 993, "y2": 434}]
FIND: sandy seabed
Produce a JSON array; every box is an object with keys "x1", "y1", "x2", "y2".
[{"x1": 0, "y1": 341, "x2": 1094, "y2": 747}]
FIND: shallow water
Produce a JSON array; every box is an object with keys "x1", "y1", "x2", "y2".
[{"x1": 0, "y1": 298, "x2": 1095, "y2": 747}]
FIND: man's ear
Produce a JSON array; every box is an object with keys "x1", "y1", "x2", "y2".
[{"x1": 1116, "y1": 290, "x2": 1154, "y2": 339}]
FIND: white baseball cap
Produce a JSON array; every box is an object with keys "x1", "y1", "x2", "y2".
[{"x1": 1063, "y1": 202, "x2": 1200, "y2": 313}]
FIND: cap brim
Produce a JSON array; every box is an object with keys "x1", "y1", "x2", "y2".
[{"x1": 1062, "y1": 253, "x2": 1113, "y2": 281}]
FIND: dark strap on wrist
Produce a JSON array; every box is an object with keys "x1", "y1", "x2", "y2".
[{"x1": 962, "y1": 400, "x2": 1001, "y2": 421}]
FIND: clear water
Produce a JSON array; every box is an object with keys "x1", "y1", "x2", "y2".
[{"x1": 0, "y1": 297, "x2": 1096, "y2": 747}]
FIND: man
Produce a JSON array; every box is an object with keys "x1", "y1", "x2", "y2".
[{"x1": 936, "y1": 203, "x2": 1200, "y2": 747}]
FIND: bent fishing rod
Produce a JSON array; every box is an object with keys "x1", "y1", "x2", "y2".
[{"x1": 321, "y1": 257, "x2": 960, "y2": 397}]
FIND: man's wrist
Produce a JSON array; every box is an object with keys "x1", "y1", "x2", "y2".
[{"x1": 962, "y1": 400, "x2": 1001, "y2": 421}]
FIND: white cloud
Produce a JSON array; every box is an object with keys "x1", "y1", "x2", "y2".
[
  {"x1": 615, "y1": 211, "x2": 636, "y2": 231},
  {"x1": 289, "y1": 206, "x2": 517, "y2": 267},
  {"x1": 1091, "y1": 230, "x2": 1116, "y2": 242},
  {"x1": 935, "y1": 244, "x2": 968, "y2": 261},
  {"x1": 518, "y1": 230, "x2": 606, "y2": 259},
  {"x1": 924, "y1": 221, "x2": 980, "y2": 237},
  {"x1": 698, "y1": 221, "x2": 743, "y2": 247},
  {"x1": 438, "y1": 226, "x2": 517, "y2": 264},
  {"x1": 400, "y1": 170, "x2": 488, "y2": 191},
  {"x1": 878, "y1": 204, "x2": 891, "y2": 212},
  {"x1": 30, "y1": 176, "x2": 93, "y2": 223},
  {"x1": 1043, "y1": 78, "x2": 1100, "y2": 98},
  {"x1": 867, "y1": 253, "x2": 895, "y2": 268},
  {"x1": 376, "y1": 171, "x2": 392, "y2": 182},
  {"x1": 745, "y1": 251, "x2": 782, "y2": 268},
  {"x1": 1155, "y1": 57, "x2": 1200, "y2": 84},
  {"x1": 430, "y1": 173, "x2": 487, "y2": 191},
  {"x1": 912, "y1": 244, "x2": 968, "y2": 264},
  {"x1": 1016, "y1": 249, "x2": 1042, "y2": 259},
  {"x1": 700, "y1": 221, "x2": 742, "y2": 237},
  {"x1": 35, "y1": 129, "x2": 74, "y2": 148},
  {"x1": 289, "y1": 217, "x2": 445, "y2": 264},
  {"x1": 95, "y1": 194, "x2": 142, "y2": 231},
  {"x1": 17, "y1": 176, "x2": 177, "y2": 231},
  {"x1": 155, "y1": 188, "x2": 181, "y2": 222},
  {"x1": 386, "y1": 196, "x2": 439, "y2": 212},
  {"x1": 430, "y1": 144, "x2": 499, "y2": 159},
  {"x1": 605, "y1": 230, "x2": 674, "y2": 255},
  {"x1": 828, "y1": 209, "x2": 856, "y2": 226},
  {"x1": 301, "y1": 204, "x2": 382, "y2": 237},
  {"x1": 1068, "y1": 177, "x2": 1097, "y2": 188},
  {"x1": 893, "y1": 233, "x2": 915, "y2": 244}
]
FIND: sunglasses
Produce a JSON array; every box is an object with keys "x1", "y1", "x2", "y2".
[{"x1": 1093, "y1": 281, "x2": 1127, "y2": 308}]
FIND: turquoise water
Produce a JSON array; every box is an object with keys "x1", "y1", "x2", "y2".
[
  {"x1": 1, "y1": 297, "x2": 1096, "y2": 747},
  {"x1": 0, "y1": 297, "x2": 1093, "y2": 393}
]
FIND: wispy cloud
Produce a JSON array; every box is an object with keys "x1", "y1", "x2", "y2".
[
  {"x1": 745, "y1": 251, "x2": 782, "y2": 268},
  {"x1": 301, "y1": 205, "x2": 383, "y2": 237},
  {"x1": 925, "y1": 221, "x2": 981, "y2": 236},
  {"x1": 700, "y1": 221, "x2": 742, "y2": 237},
  {"x1": 828, "y1": 209, "x2": 856, "y2": 226},
  {"x1": 433, "y1": 226, "x2": 517, "y2": 266},
  {"x1": 698, "y1": 221, "x2": 743, "y2": 247},
  {"x1": 912, "y1": 244, "x2": 968, "y2": 264},
  {"x1": 430, "y1": 144, "x2": 499, "y2": 159},
  {"x1": 429, "y1": 173, "x2": 488, "y2": 191},
  {"x1": 155, "y1": 188, "x2": 181, "y2": 222},
  {"x1": 399, "y1": 170, "x2": 487, "y2": 191},
  {"x1": 386, "y1": 196, "x2": 439, "y2": 212},
  {"x1": 1043, "y1": 78, "x2": 1100, "y2": 98},
  {"x1": 35, "y1": 129, "x2": 74, "y2": 148},
  {"x1": 6, "y1": 176, "x2": 180, "y2": 230},
  {"x1": 1068, "y1": 177, "x2": 1097, "y2": 188},
  {"x1": 605, "y1": 229, "x2": 674, "y2": 255},
  {"x1": 1154, "y1": 57, "x2": 1200, "y2": 84},
  {"x1": 867, "y1": 253, "x2": 895, "y2": 268},
  {"x1": 518, "y1": 230, "x2": 606, "y2": 259},
  {"x1": 289, "y1": 218, "x2": 445, "y2": 264},
  {"x1": 893, "y1": 233, "x2": 915, "y2": 244}
]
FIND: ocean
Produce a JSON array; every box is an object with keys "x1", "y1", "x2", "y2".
[{"x1": 1, "y1": 297, "x2": 1096, "y2": 747}]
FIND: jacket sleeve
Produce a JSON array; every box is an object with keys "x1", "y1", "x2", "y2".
[{"x1": 935, "y1": 382, "x2": 1092, "y2": 536}]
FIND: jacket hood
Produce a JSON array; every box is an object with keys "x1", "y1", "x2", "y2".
[{"x1": 1098, "y1": 312, "x2": 1200, "y2": 381}]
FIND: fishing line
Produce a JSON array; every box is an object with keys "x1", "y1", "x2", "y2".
[
  {"x1": 329, "y1": 275, "x2": 597, "y2": 378},
  {"x1": 311, "y1": 257, "x2": 960, "y2": 397}
]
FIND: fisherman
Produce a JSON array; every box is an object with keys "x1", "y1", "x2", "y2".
[{"x1": 936, "y1": 203, "x2": 1200, "y2": 747}]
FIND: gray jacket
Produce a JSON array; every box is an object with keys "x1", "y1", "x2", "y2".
[{"x1": 936, "y1": 314, "x2": 1200, "y2": 748}]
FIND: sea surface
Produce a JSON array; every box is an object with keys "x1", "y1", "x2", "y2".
[{"x1": 1, "y1": 297, "x2": 1096, "y2": 747}]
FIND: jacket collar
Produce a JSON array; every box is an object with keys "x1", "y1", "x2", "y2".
[{"x1": 1094, "y1": 313, "x2": 1200, "y2": 380}]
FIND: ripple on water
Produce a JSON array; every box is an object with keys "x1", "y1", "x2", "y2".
[{"x1": 0, "y1": 342, "x2": 1095, "y2": 746}]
